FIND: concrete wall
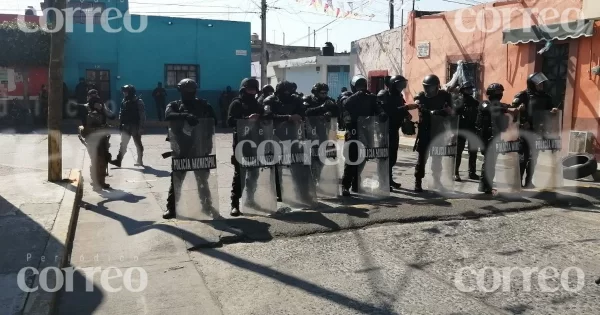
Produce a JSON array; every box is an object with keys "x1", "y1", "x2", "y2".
[
  {"x1": 284, "y1": 66, "x2": 319, "y2": 95},
  {"x1": 351, "y1": 27, "x2": 403, "y2": 78},
  {"x1": 64, "y1": 0, "x2": 250, "y2": 119}
]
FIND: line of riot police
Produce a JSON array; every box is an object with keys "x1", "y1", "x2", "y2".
[{"x1": 164, "y1": 71, "x2": 562, "y2": 220}]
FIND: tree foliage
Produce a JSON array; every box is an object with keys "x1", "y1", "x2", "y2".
[{"x1": 0, "y1": 21, "x2": 51, "y2": 67}]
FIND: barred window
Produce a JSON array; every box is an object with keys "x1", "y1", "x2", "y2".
[
  {"x1": 68, "y1": 2, "x2": 105, "y2": 24},
  {"x1": 165, "y1": 64, "x2": 199, "y2": 88}
]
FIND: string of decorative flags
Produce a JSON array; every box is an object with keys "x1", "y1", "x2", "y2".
[{"x1": 294, "y1": 0, "x2": 376, "y2": 20}]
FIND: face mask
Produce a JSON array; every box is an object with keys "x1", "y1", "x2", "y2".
[{"x1": 424, "y1": 86, "x2": 438, "y2": 97}]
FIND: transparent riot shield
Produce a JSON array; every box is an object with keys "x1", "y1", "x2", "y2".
[
  {"x1": 305, "y1": 116, "x2": 339, "y2": 198},
  {"x1": 531, "y1": 110, "x2": 563, "y2": 189},
  {"x1": 426, "y1": 115, "x2": 458, "y2": 193},
  {"x1": 492, "y1": 111, "x2": 521, "y2": 192},
  {"x1": 236, "y1": 119, "x2": 278, "y2": 215},
  {"x1": 169, "y1": 118, "x2": 220, "y2": 220},
  {"x1": 274, "y1": 120, "x2": 316, "y2": 208},
  {"x1": 356, "y1": 116, "x2": 390, "y2": 198}
]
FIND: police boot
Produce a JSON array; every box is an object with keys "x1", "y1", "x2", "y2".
[
  {"x1": 342, "y1": 186, "x2": 351, "y2": 196},
  {"x1": 230, "y1": 207, "x2": 242, "y2": 217},
  {"x1": 414, "y1": 178, "x2": 423, "y2": 193},
  {"x1": 135, "y1": 151, "x2": 143, "y2": 166},
  {"x1": 523, "y1": 176, "x2": 536, "y2": 189},
  {"x1": 162, "y1": 208, "x2": 175, "y2": 219},
  {"x1": 469, "y1": 172, "x2": 480, "y2": 180},
  {"x1": 454, "y1": 174, "x2": 462, "y2": 182},
  {"x1": 109, "y1": 153, "x2": 123, "y2": 167},
  {"x1": 390, "y1": 178, "x2": 402, "y2": 190}
]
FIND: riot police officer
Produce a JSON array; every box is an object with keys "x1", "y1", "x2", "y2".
[
  {"x1": 78, "y1": 89, "x2": 115, "y2": 191},
  {"x1": 453, "y1": 81, "x2": 480, "y2": 181},
  {"x1": 477, "y1": 83, "x2": 520, "y2": 195},
  {"x1": 110, "y1": 85, "x2": 146, "y2": 167},
  {"x1": 377, "y1": 75, "x2": 418, "y2": 190},
  {"x1": 304, "y1": 83, "x2": 339, "y2": 187},
  {"x1": 257, "y1": 84, "x2": 274, "y2": 105},
  {"x1": 228, "y1": 78, "x2": 262, "y2": 217},
  {"x1": 341, "y1": 75, "x2": 387, "y2": 196},
  {"x1": 163, "y1": 79, "x2": 217, "y2": 219},
  {"x1": 413, "y1": 74, "x2": 453, "y2": 192},
  {"x1": 512, "y1": 72, "x2": 560, "y2": 188},
  {"x1": 271, "y1": 81, "x2": 311, "y2": 202},
  {"x1": 304, "y1": 83, "x2": 338, "y2": 118}
]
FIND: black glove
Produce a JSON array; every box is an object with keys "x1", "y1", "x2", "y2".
[
  {"x1": 186, "y1": 114, "x2": 199, "y2": 126},
  {"x1": 324, "y1": 112, "x2": 331, "y2": 122},
  {"x1": 378, "y1": 112, "x2": 388, "y2": 122}
]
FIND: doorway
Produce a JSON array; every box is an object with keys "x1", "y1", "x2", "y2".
[
  {"x1": 539, "y1": 43, "x2": 569, "y2": 108},
  {"x1": 85, "y1": 69, "x2": 111, "y2": 102}
]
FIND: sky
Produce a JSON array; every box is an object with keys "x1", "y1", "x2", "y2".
[{"x1": 0, "y1": 0, "x2": 491, "y2": 52}]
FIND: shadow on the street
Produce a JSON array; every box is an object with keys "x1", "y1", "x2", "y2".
[{"x1": 0, "y1": 191, "x2": 104, "y2": 315}]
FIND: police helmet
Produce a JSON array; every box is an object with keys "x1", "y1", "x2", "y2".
[
  {"x1": 311, "y1": 83, "x2": 329, "y2": 95},
  {"x1": 261, "y1": 84, "x2": 274, "y2": 94},
  {"x1": 177, "y1": 78, "x2": 198, "y2": 92},
  {"x1": 422, "y1": 75, "x2": 440, "y2": 86},
  {"x1": 485, "y1": 83, "x2": 504, "y2": 96},
  {"x1": 527, "y1": 72, "x2": 549, "y2": 86},
  {"x1": 350, "y1": 75, "x2": 367, "y2": 92},
  {"x1": 239, "y1": 78, "x2": 259, "y2": 93},
  {"x1": 121, "y1": 85, "x2": 136, "y2": 95}
]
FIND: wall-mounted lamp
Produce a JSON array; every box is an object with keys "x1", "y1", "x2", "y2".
[
  {"x1": 207, "y1": 23, "x2": 213, "y2": 27},
  {"x1": 592, "y1": 66, "x2": 600, "y2": 76},
  {"x1": 168, "y1": 21, "x2": 173, "y2": 25}
]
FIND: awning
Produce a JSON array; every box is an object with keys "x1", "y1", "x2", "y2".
[{"x1": 503, "y1": 20, "x2": 594, "y2": 44}]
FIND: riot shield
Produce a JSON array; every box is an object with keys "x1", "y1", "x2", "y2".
[
  {"x1": 425, "y1": 115, "x2": 458, "y2": 193},
  {"x1": 169, "y1": 118, "x2": 220, "y2": 220},
  {"x1": 305, "y1": 116, "x2": 340, "y2": 198},
  {"x1": 492, "y1": 111, "x2": 521, "y2": 192},
  {"x1": 356, "y1": 116, "x2": 390, "y2": 198},
  {"x1": 236, "y1": 119, "x2": 278, "y2": 215},
  {"x1": 274, "y1": 120, "x2": 316, "y2": 207},
  {"x1": 531, "y1": 110, "x2": 563, "y2": 189}
]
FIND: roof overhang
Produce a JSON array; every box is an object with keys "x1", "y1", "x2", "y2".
[{"x1": 503, "y1": 19, "x2": 594, "y2": 44}]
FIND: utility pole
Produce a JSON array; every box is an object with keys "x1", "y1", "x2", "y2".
[
  {"x1": 273, "y1": 30, "x2": 276, "y2": 44},
  {"x1": 313, "y1": 30, "x2": 316, "y2": 48},
  {"x1": 308, "y1": 27, "x2": 310, "y2": 46},
  {"x1": 283, "y1": 32, "x2": 285, "y2": 45},
  {"x1": 389, "y1": 0, "x2": 394, "y2": 29},
  {"x1": 260, "y1": 0, "x2": 267, "y2": 86},
  {"x1": 48, "y1": 0, "x2": 66, "y2": 181},
  {"x1": 326, "y1": 28, "x2": 330, "y2": 41}
]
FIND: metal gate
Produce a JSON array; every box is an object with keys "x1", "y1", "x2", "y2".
[
  {"x1": 540, "y1": 43, "x2": 569, "y2": 108},
  {"x1": 327, "y1": 65, "x2": 349, "y2": 97}
]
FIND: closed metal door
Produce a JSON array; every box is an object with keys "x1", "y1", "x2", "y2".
[{"x1": 327, "y1": 65, "x2": 350, "y2": 98}]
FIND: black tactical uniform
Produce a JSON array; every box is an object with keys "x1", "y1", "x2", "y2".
[
  {"x1": 270, "y1": 81, "x2": 311, "y2": 202},
  {"x1": 337, "y1": 90, "x2": 353, "y2": 130},
  {"x1": 163, "y1": 79, "x2": 217, "y2": 219},
  {"x1": 377, "y1": 75, "x2": 411, "y2": 190},
  {"x1": 79, "y1": 90, "x2": 115, "y2": 191},
  {"x1": 452, "y1": 81, "x2": 480, "y2": 181},
  {"x1": 413, "y1": 75, "x2": 453, "y2": 192},
  {"x1": 341, "y1": 75, "x2": 387, "y2": 196},
  {"x1": 304, "y1": 83, "x2": 339, "y2": 187},
  {"x1": 110, "y1": 85, "x2": 146, "y2": 167},
  {"x1": 512, "y1": 72, "x2": 559, "y2": 188},
  {"x1": 228, "y1": 78, "x2": 262, "y2": 217},
  {"x1": 477, "y1": 83, "x2": 514, "y2": 193}
]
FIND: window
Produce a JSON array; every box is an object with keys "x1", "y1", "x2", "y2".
[
  {"x1": 447, "y1": 62, "x2": 480, "y2": 89},
  {"x1": 68, "y1": 2, "x2": 105, "y2": 24},
  {"x1": 165, "y1": 64, "x2": 199, "y2": 88}
]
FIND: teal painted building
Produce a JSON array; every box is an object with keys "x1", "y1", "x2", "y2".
[{"x1": 64, "y1": 0, "x2": 250, "y2": 119}]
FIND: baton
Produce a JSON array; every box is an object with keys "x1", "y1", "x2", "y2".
[{"x1": 162, "y1": 151, "x2": 172, "y2": 159}]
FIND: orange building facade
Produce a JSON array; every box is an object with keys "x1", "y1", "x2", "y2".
[{"x1": 402, "y1": 0, "x2": 600, "y2": 155}]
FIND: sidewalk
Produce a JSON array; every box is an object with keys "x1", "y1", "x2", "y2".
[{"x1": 0, "y1": 134, "x2": 85, "y2": 315}]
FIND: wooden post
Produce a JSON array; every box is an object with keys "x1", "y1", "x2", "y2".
[{"x1": 48, "y1": 0, "x2": 66, "y2": 181}]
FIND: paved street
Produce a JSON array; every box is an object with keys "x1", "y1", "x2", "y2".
[{"x1": 2, "y1": 128, "x2": 600, "y2": 314}]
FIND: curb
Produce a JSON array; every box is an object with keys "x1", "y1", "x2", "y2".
[{"x1": 23, "y1": 170, "x2": 83, "y2": 315}]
